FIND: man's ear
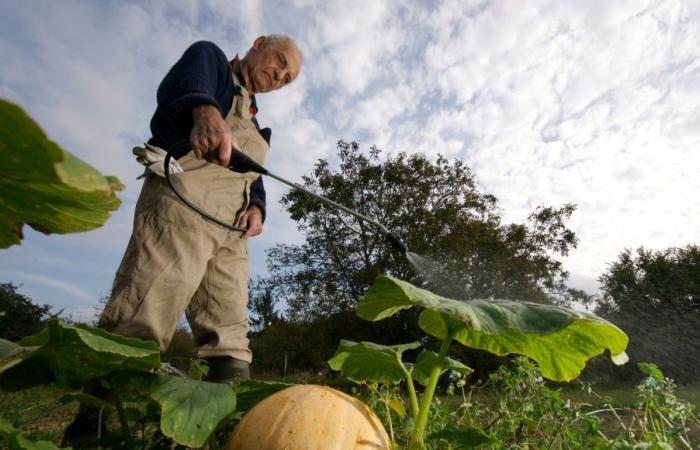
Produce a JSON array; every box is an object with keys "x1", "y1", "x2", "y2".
[{"x1": 252, "y1": 35, "x2": 266, "y2": 50}]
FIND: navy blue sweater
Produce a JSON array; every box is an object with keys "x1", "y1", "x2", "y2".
[{"x1": 148, "y1": 41, "x2": 266, "y2": 220}]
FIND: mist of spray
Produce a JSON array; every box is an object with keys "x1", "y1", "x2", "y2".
[
  {"x1": 405, "y1": 251, "x2": 700, "y2": 383},
  {"x1": 405, "y1": 251, "x2": 471, "y2": 300}
]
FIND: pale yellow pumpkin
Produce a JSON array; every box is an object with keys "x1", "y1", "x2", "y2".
[{"x1": 225, "y1": 384, "x2": 392, "y2": 450}]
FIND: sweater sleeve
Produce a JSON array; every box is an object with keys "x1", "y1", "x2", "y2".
[
  {"x1": 249, "y1": 176, "x2": 267, "y2": 223},
  {"x1": 156, "y1": 41, "x2": 233, "y2": 124}
]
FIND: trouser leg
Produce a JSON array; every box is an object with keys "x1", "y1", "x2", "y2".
[
  {"x1": 186, "y1": 233, "x2": 251, "y2": 363},
  {"x1": 99, "y1": 213, "x2": 216, "y2": 351}
]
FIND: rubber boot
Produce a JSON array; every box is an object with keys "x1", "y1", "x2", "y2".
[{"x1": 204, "y1": 356, "x2": 250, "y2": 382}]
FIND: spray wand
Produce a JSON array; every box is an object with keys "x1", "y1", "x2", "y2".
[{"x1": 162, "y1": 141, "x2": 408, "y2": 255}]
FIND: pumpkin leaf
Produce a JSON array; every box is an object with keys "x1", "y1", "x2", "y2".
[
  {"x1": 0, "y1": 345, "x2": 53, "y2": 391},
  {"x1": 0, "y1": 98, "x2": 122, "y2": 248},
  {"x1": 146, "y1": 374, "x2": 236, "y2": 448},
  {"x1": 411, "y1": 350, "x2": 473, "y2": 387},
  {"x1": 235, "y1": 379, "x2": 293, "y2": 415},
  {"x1": 328, "y1": 340, "x2": 420, "y2": 384},
  {"x1": 638, "y1": 362, "x2": 664, "y2": 380},
  {"x1": 429, "y1": 427, "x2": 496, "y2": 449},
  {"x1": 358, "y1": 276, "x2": 629, "y2": 381},
  {"x1": 0, "y1": 338, "x2": 19, "y2": 359},
  {"x1": 0, "y1": 319, "x2": 160, "y2": 390},
  {"x1": 0, "y1": 417, "x2": 63, "y2": 450}
]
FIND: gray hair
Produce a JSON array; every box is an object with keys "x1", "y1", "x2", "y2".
[{"x1": 263, "y1": 34, "x2": 302, "y2": 64}]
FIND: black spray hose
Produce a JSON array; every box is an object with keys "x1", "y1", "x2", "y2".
[
  {"x1": 228, "y1": 148, "x2": 408, "y2": 254},
  {"x1": 163, "y1": 141, "x2": 248, "y2": 232},
  {"x1": 164, "y1": 141, "x2": 409, "y2": 254}
]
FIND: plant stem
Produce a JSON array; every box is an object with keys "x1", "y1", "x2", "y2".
[
  {"x1": 114, "y1": 394, "x2": 135, "y2": 449},
  {"x1": 97, "y1": 406, "x2": 104, "y2": 450},
  {"x1": 399, "y1": 361, "x2": 419, "y2": 420},
  {"x1": 383, "y1": 397, "x2": 395, "y2": 443},
  {"x1": 408, "y1": 335, "x2": 452, "y2": 450}
]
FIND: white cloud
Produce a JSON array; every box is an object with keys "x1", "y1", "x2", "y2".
[
  {"x1": 303, "y1": 1, "x2": 406, "y2": 94},
  {"x1": 1, "y1": 0, "x2": 699, "y2": 313}
]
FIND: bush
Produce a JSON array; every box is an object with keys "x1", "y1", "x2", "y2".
[{"x1": 0, "y1": 283, "x2": 53, "y2": 342}]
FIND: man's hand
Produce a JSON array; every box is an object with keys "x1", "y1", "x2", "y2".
[
  {"x1": 191, "y1": 105, "x2": 239, "y2": 166},
  {"x1": 239, "y1": 205, "x2": 263, "y2": 237}
]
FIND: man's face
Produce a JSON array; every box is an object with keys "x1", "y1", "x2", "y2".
[{"x1": 244, "y1": 36, "x2": 301, "y2": 94}]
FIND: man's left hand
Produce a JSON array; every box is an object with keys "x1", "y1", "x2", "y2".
[{"x1": 239, "y1": 205, "x2": 263, "y2": 237}]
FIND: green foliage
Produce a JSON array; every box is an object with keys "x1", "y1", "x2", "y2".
[
  {"x1": 1, "y1": 319, "x2": 160, "y2": 390},
  {"x1": 429, "y1": 427, "x2": 494, "y2": 450},
  {"x1": 469, "y1": 357, "x2": 599, "y2": 448},
  {"x1": 350, "y1": 357, "x2": 699, "y2": 449},
  {"x1": 261, "y1": 140, "x2": 581, "y2": 322},
  {"x1": 411, "y1": 351, "x2": 472, "y2": 387},
  {"x1": 330, "y1": 275, "x2": 630, "y2": 449},
  {"x1": 253, "y1": 141, "x2": 588, "y2": 377},
  {"x1": 249, "y1": 310, "x2": 386, "y2": 374},
  {"x1": 328, "y1": 340, "x2": 420, "y2": 384},
  {"x1": 596, "y1": 245, "x2": 700, "y2": 383},
  {"x1": 0, "y1": 283, "x2": 54, "y2": 342},
  {"x1": 630, "y1": 363, "x2": 697, "y2": 448},
  {"x1": 249, "y1": 286, "x2": 281, "y2": 332},
  {"x1": 0, "y1": 417, "x2": 63, "y2": 450},
  {"x1": 233, "y1": 379, "x2": 293, "y2": 416},
  {"x1": 598, "y1": 246, "x2": 700, "y2": 314},
  {"x1": 0, "y1": 320, "x2": 241, "y2": 448},
  {"x1": 359, "y1": 275, "x2": 628, "y2": 381},
  {"x1": 0, "y1": 338, "x2": 20, "y2": 359},
  {"x1": 112, "y1": 371, "x2": 236, "y2": 448},
  {"x1": 0, "y1": 98, "x2": 122, "y2": 248}
]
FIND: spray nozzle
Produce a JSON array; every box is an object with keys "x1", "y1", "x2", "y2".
[
  {"x1": 229, "y1": 148, "x2": 268, "y2": 175},
  {"x1": 385, "y1": 232, "x2": 408, "y2": 254}
]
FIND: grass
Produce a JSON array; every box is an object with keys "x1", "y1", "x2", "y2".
[
  {"x1": 0, "y1": 384, "x2": 77, "y2": 444},
  {"x1": 560, "y1": 383, "x2": 700, "y2": 407}
]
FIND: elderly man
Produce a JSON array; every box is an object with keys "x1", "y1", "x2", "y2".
[{"x1": 62, "y1": 35, "x2": 301, "y2": 446}]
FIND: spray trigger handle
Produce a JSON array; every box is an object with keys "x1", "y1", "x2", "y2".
[{"x1": 229, "y1": 148, "x2": 268, "y2": 175}]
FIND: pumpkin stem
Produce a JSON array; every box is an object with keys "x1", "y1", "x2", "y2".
[
  {"x1": 398, "y1": 359, "x2": 419, "y2": 420},
  {"x1": 409, "y1": 335, "x2": 452, "y2": 450}
]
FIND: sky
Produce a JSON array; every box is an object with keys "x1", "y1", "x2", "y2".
[{"x1": 1, "y1": 0, "x2": 698, "y2": 322}]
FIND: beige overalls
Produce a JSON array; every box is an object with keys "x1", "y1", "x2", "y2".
[{"x1": 100, "y1": 72, "x2": 268, "y2": 363}]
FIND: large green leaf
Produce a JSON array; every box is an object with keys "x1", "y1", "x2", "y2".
[
  {"x1": 0, "y1": 344, "x2": 52, "y2": 391},
  {"x1": 0, "y1": 99, "x2": 123, "y2": 248},
  {"x1": 357, "y1": 276, "x2": 629, "y2": 381},
  {"x1": 0, "y1": 417, "x2": 64, "y2": 450},
  {"x1": 0, "y1": 319, "x2": 160, "y2": 390},
  {"x1": 0, "y1": 338, "x2": 19, "y2": 359},
  {"x1": 328, "y1": 340, "x2": 420, "y2": 384},
  {"x1": 411, "y1": 350, "x2": 473, "y2": 387},
  {"x1": 114, "y1": 371, "x2": 236, "y2": 448},
  {"x1": 149, "y1": 374, "x2": 236, "y2": 448}
]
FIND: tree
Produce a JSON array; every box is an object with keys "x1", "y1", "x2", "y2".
[
  {"x1": 249, "y1": 284, "x2": 281, "y2": 332},
  {"x1": 265, "y1": 141, "x2": 579, "y2": 315},
  {"x1": 258, "y1": 141, "x2": 581, "y2": 355},
  {"x1": 0, "y1": 282, "x2": 53, "y2": 341},
  {"x1": 596, "y1": 246, "x2": 700, "y2": 382}
]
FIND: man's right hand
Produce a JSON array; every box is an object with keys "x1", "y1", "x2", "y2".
[{"x1": 191, "y1": 105, "x2": 238, "y2": 167}]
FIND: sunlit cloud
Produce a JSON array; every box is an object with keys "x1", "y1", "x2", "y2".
[{"x1": 1, "y1": 0, "x2": 698, "y2": 315}]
